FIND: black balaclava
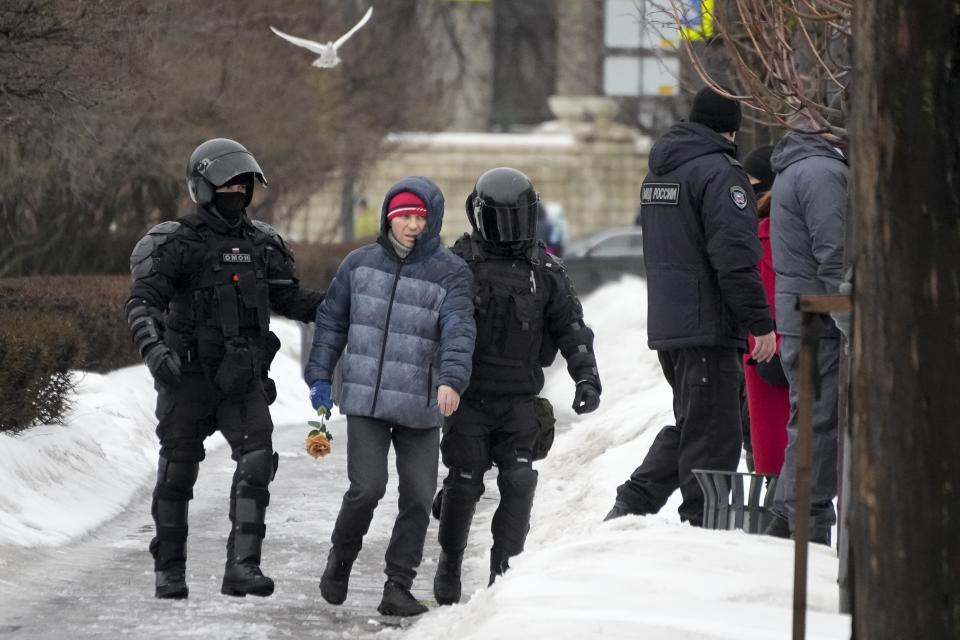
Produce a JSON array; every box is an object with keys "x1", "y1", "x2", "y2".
[{"x1": 213, "y1": 173, "x2": 254, "y2": 222}]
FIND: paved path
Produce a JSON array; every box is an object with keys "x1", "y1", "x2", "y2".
[{"x1": 0, "y1": 417, "x2": 500, "y2": 639}]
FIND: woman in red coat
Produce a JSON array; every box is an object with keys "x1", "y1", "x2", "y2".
[{"x1": 744, "y1": 146, "x2": 790, "y2": 475}]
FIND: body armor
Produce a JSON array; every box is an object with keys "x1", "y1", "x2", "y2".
[
  {"x1": 455, "y1": 236, "x2": 553, "y2": 396},
  {"x1": 164, "y1": 214, "x2": 278, "y2": 396}
]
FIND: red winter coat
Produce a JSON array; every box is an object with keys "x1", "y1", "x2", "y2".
[{"x1": 744, "y1": 217, "x2": 789, "y2": 474}]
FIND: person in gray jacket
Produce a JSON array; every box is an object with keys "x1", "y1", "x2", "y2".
[
  {"x1": 304, "y1": 176, "x2": 476, "y2": 616},
  {"x1": 764, "y1": 122, "x2": 848, "y2": 546}
]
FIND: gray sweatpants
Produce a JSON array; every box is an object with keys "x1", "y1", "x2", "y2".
[
  {"x1": 772, "y1": 335, "x2": 841, "y2": 538},
  {"x1": 330, "y1": 416, "x2": 439, "y2": 588}
]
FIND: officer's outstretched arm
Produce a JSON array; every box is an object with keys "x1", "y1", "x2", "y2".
[{"x1": 254, "y1": 221, "x2": 325, "y2": 323}]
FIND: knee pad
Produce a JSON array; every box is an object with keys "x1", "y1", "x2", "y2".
[
  {"x1": 497, "y1": 465, "x2": 538, "y2": 499},
  {"x1": 444, "y1": 467, "x2": 486, "y2": 503},
  {"x1": 156, "y1": 456, "x2": 199, "y2": 501},
  {"x1": 237, "y1": 449, "x2": 274, "y2": 487}
]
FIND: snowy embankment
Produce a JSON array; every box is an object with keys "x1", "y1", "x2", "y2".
[
  {"x1": 404, "y1": 276, "x2": 850, "y2": 640},
  {"x1": 0, "y1": 277, "x2": 849, "y2": 639},
  {"x1": 0, "y1": 319, "x2": 306, "y2": 547}
]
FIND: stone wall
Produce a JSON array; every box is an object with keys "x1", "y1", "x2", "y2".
[{"x1": 281, "y1": 97, "x2": 651, "y2": 244}]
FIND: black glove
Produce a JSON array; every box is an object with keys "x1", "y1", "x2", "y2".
[
  {"x1": 756, "y1": 353, "x2": 789, "y2": 387},
  {"x1": 128, "y1": 299, "x2": 181, "y2": 387},
  {"x1": 144, "y1": 342, "x2": 182, "y2": 388},
  {"x1": 572, "y1": 381, "x2": 600, "y2": 414}
]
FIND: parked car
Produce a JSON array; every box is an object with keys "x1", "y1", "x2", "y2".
[{"x1": 561, "y1": 226, "x2": 644, "y2": 294}]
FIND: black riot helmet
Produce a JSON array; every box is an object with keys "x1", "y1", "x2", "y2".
[
  {"x1": 186, "y1": 138, "x2": 268, "y2": 208},
  {"x1": 470, "y1": 167, "x2": 540, "y2": 243}
]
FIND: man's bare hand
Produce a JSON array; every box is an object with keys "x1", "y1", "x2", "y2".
[
  {"x1": 437, "y1": 384, "x2": 460, "y2": 417},
  {"x1": 751, "y1": 331, "x2": 777, "y2": 363}
]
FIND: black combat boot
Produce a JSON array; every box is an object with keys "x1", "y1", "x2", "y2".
[
  {"x1": 764, "y1": 513, "x2": 792, "y2": 539},
  {"x1": 222, "y1": 562, "x2": 274, "y2": 597},
  {"x1": 155, "y1": 567, "x2": 189, "y2": 600},
  {"x1": 151, "y1": 456, "x2": 198, "y2": 599},
  {"x1": 377, "y1": 579, "x2": 428, "y2": 617},
  {"x1": 319, "y1": 547, "x2": 355, "y2": 605},
  {"x1": 434, "y1": 472, "x2": 484, "y2": 605},
  {"x1": 488, "y1": 548, "x2": 510, "y2": 587},
  {"x1": 221, "y1": 450, "x2": 275, "y2": 597},
  {"x1": 433, "y1": 550, "x2": 464, "y2": 605},
  {"x1": 603, "y1": 503, "x2": 633, "y2": 521},
  {"x1": 487, "y1": 464, "x2": 536, "y2": 586}
]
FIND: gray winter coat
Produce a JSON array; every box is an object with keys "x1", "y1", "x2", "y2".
[
  {"x1": 769, "y1": 132, "x2": 848, "y2": 337},
  {"x1": 304, "y1": 176, "x2": 476, "y2": 429}
]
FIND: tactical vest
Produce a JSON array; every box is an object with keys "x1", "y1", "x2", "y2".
[
  {"x1": 457, "y1": 236, "x2": 551, "y2": 394},
  {"x1": 167, "y1": 214, "x2": 276, "y2": 395}
]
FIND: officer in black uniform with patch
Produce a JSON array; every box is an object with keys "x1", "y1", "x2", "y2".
[
  {"x1": 604, "y1": 88, "x2": 776, "y2": 525},
  {"x1": 126, "y1": 138, "x2": 324, "y2": 599},
  {"x1": 432, "y1": 167, "x2": 601, "y2": 605}
]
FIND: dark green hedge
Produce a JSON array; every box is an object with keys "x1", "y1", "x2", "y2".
[
  {"x1": 290, "y1": 237, "x2": 371, "y2": 292},
  {"x1": 0, "y1": 275, "x2": 134, "y2": 432},
  {"x1": 0, "y1": 240, "x2": 363, "y2": 433}
]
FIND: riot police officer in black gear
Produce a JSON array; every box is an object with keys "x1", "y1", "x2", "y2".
[
  {"x1": 127, "y1": 138, "x2": 324, "y2": 599},
  {"x1": 432, "y1": 167, "x2": 601, "y2": 605}
]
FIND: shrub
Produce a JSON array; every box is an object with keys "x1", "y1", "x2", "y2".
[
  {"x1": 0, "y1": 309, "x2": 83, "y2": 433},
  {"x1": 0, "y1": 275, "x2": 136, "y2": 373},
  {"x1": 290, "y1": 238, "x2": 372, "y2": 292},
  {"x1": 0, "y1": 275, "x2": 135, "y2": 432}
]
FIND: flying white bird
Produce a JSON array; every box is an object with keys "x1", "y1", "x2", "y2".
[{"x1": 270, "y1": 7, "x2": 373, "y2": 69}]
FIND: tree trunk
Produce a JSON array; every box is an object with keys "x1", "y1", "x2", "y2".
[{"x1": 849, "y1": 2, "x2": 960, "y2": 638}]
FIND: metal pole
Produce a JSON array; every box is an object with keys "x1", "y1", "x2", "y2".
[
  {"x1": 792, "y1": 308, "x2": 822, "y2": 640},
  {"x1": 792, "y1": 294, "x2": 850, "y2": 640}
]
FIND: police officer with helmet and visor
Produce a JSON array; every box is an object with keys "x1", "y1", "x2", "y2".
[
  {"x1": 126, "y1": 138, "x2": 324, "y2": 600},
  {"x1": 432, "y1": 167, "x2": 602, "y2": 605}
]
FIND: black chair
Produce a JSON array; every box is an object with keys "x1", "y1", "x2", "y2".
[{"x1": 692, "y1": 469, "x2": 779, "y2": 534}]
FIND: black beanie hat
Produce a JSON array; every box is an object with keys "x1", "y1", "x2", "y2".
[
  {"x1": 688, "y1": 86, "x2": 742, "y2": 133},
  {"x1": 743, "y1": 144, "x2": 775, "y2": 193}
]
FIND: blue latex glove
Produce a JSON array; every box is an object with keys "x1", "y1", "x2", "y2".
[{"x1": 309, "y1": 380, "x2": 333, "y2": 418}]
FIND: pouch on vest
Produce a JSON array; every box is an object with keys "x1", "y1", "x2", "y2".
[
  {"x1": 214, "y1": 336, "x2": 258, "y2": 397},
  {"x1": 261, "y1": 330, "x2": 282, "y2": 404},
  {"x1": 532, "y1": 396, "x2": 556, "y2": 461},
  {"x1": 504, "y1": 293, "x2": 540, "y2": 359}
]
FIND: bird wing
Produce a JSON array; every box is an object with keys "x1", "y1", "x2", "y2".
[
  {"x1": 333, "y1": 7, "x2": 373, "y2": 50},
  {"x1": 270, "y1": 26, "x2": 331, "y2": 56}
]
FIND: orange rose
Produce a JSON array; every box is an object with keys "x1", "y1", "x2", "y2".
[{"x1": 305, "y1": 430, "x2": 332, "y2": 458}]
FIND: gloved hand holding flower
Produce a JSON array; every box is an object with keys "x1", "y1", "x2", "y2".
[{"x1": 309, "y1": 379, "x2": 332, "y2": 419}]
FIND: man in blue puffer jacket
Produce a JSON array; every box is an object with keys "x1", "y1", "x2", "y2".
[{"x1": 304, "y1": 176, "x2": 476, "y2": 616}]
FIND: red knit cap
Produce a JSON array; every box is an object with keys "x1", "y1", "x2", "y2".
[{"x1": 386, "y1": 191, "x2": 428, "y2": 222}]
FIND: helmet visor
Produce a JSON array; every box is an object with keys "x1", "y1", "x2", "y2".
[
  {"x1": 474, "y1": 199, "x2": 538, "y2": 242},
  {"x1": 199, "y1": 150, "x2": 268, "y2": 187}
]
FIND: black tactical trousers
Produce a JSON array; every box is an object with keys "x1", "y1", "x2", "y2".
[
  {"x1": 615, "y1": 347, "x2": 743, "y2": 525},
  {"x1": 150, "y1": 371, "x2": 274, "y2": 570},
  {"x1": 438, "y1": 395, "x2": 540, "y2": 563},
  {"x1": 154, "y1": 371, "x2": 274, "y2": 463}
]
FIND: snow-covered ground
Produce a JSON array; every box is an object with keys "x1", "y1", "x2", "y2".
[{"x1": 0, "y1": 277, "x2": 850, "y2": 639}]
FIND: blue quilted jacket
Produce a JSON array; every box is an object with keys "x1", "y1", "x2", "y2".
[{"x1": 304, "y1": 176, "x2": 476, "y2": 428}]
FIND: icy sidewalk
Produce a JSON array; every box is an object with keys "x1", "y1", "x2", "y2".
[{"x1": 0, "y1": 412, "x2": 451, "y2": 638}]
